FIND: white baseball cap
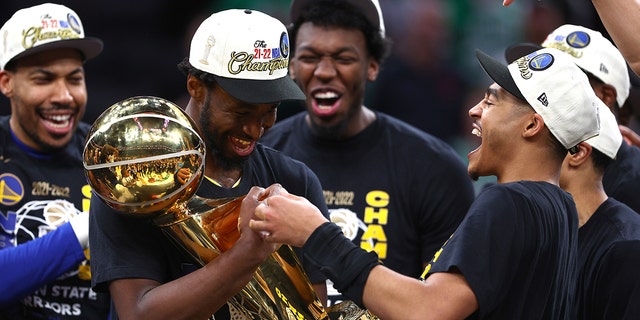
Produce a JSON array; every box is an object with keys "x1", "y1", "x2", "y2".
[
  {"x1": 290, "y1": 0, "x2": 386, "y2": 37},
  {"x1": 476, "y1": 48, "x2": 600, "y2": 151},
  {"x1": 0, "y1": 3, "x2": 103, "y2": 70},
  {"x1": 506, "y1": 24, "x2": 630, "y2": 107},
  {"x1": 189, "y1": 9, "x2": 305, "y2": 104},
  {"x1": 586, "y1": 104, "x2": 622, "y2": 159}
]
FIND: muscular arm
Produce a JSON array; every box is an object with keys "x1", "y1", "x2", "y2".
[
  {"x1": 109, "y1": 187, "x2": 278, "y2": 320},
  {"x1": 0, "y1": 222, "x2": 86, "y2": 307},
  {"x1": 249, "y1": 187, "x2": 478, "y2": 320},
  {"x1": 110, "y1": 241, "x2": 268, "y2": 319},
  {"x1": 592, "y1": 0, "x2": 640, "y2": 76},
  {"x1": 363, "y1": 267, "x2": 477, "y2": 320}
]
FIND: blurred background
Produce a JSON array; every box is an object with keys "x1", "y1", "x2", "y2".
[{"x1": 2, "y1": 0, "x2": 639, "y2": 164}]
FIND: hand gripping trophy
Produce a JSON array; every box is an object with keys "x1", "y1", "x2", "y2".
[{"x1": 83, "y1": 96, "x2": 378, "y2": 320}]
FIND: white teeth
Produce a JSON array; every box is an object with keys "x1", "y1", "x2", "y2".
[
  {"x1": 472, "y1": 128, "x2": 481, "y2": 137},
  {"x1": 45, "y1": 114, "x2": 71, "y2": 122},
  {"x1": 314, "y1": 92, "x2": 338, "y2": 99}
]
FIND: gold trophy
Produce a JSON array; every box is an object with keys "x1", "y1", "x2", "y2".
[{"x1": 83, "y1": 96, "x2": 377, "y2": 320}]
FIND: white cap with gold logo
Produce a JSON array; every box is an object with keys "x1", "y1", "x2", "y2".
[
  {"x1": 189, "y1": 9, "x2": 305, "y2": 104},
  {"x1": 0, "y1": 3, "x2": 103, "y2": 70}
]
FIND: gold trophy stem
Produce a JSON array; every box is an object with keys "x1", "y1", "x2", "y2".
[{"x1": 153, "y1": 196, "x2": 327, "y2": 319}]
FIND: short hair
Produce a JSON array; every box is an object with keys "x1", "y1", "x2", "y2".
[
  {"x1": 177, "y1": 57, "x2": 217, "y2": 88},
  {"x1": 590, "y1": 147, "x2": 614, "y2": 174},
  {"x1": 289, "y1": 0, "x2": 392, "y2": 63},
  {"x1": 513, "y1": 99, "x2": 568, "y2": 160}
]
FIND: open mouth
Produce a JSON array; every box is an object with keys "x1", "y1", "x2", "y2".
[
  {"x1": 471, "y1": 127, "x2": 481, "y2": 138},
  {"x1": 230, "y1": 136, "x2": 255, "y2": 157},
  {"x1": 41, "y1": 113, "x2": 74, "y2": 134},
  {"x1": 312, "y1": 90, "x2": 341, "y2": 116},
  {"x1": 468, "y1": 123, "x2": 483, "y2": 156}
]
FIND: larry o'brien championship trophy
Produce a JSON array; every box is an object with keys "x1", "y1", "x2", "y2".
[{"x1": 83, "y1": 96, "x2": 378, "y2": 320}]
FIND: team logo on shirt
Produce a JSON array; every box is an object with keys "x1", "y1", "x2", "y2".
[{"x1": 0, "y1": 173, "x2": 24, "y2": 206}]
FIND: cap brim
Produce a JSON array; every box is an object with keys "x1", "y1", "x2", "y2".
[
  {"x1": 476, "y1": 49, "x2": 526, "y2": 101},
  {"x1": 290, "y1": 0, "x2": 381, "y2": 32},
  {"x1": 504, "y1": 43, "x2": 542, "y2": 64},
  {"x1": 9, "y1": 37, "x2": 103, "y2": 65},
  {"x1": 215, "y1": 75, "x2": 306, "y2": 104}
]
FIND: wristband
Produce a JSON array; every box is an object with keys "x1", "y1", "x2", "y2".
[
  {"x1": 69, "y1": 211, "x2": 90, "y2": 249},
  {"x1": 303, "y1": 222, "x2": 381, "y2": 306}
]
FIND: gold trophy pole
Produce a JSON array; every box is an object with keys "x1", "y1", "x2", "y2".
[{"x1": 83, "y1": 96, "x2": 377, "y2": 320}]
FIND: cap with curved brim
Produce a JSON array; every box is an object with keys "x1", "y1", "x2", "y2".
[
  {"x1": 505, "y1": 42, "x2": 542, "y2": 64},
  {"x1": 214, "y1": 74, "x2": 306, "y2": 104},
  {"x1": 475, "y1": 49, "x2": 526, "y2": 101},
  {"x1": 8, "y1": 37, "x2": 103, "y2": 67},
  {"x1": 290, "y1": 0, "x2": 385, "y2": 37}
]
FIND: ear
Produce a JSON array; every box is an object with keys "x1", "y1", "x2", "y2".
[
  {"x1": 600, "y1": 84, "x2": 617, "y2": 109},
  {"x1": 566, "y1": 142, "x2": 592, "y2": 167},
  {"x1": 367, "y1": 59, "x2": 380, "y2": 82},
  {"x1": 186, "y1": 74, "x2": 206, "y2": 102},
  {"x1": 522, "y1": 113, "x2": 545, "y2": 138},
  {"x1": 0, "y1": 71, "x2": 13, "y2": 97}
]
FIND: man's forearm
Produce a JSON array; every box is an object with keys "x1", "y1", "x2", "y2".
[
  {"x1": 593, "y1": 0, "x2": 640, "y2": 75},
  {"x1": 0, "y1": 223, "x2": 86, "y2": 306}
]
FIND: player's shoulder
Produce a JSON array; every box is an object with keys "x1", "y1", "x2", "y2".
[{"x1": 480, "y1": 181, "x2": 566, "y2": 202}]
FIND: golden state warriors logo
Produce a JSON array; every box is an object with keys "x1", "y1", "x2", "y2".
[
  {"x1": 0, "y1": 173, "x2": 24, "y2": 206},
  {"x1": 529, "y1": 53, "x2": 554, "y2": 71},
  {"x1": 566, "y1": 31, "x2": 590, "y2": 49},
  {"x1": 280, "y1": 32, "x2": 289, "y2": 59},
  {"x1": 66, "y1": 13, "x2": 83, "y2": 35}
]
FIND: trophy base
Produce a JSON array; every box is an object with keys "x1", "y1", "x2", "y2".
[{"x1": 326, "y1": 301, "x2": 380, "y2": 320}]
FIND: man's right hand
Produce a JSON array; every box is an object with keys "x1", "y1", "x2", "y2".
[{"x1": 237, "y1": 186, "x2": 278, "y2": 262}]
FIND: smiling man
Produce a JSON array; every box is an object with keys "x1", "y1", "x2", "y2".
[
  {"x1": 261, "y1": 0, "x2": 475, "y2": 307},
  {"x1": 0, "y1": 3, "x2": 110, "y2": 319},
  {"x1": 88, "y1": 9, "x2": 331, "y2": 320},
  {"x1": 248, "y1": 47, "x2": 601, "y2": 319}
]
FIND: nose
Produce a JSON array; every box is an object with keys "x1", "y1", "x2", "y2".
[
  {"x1": 468, "y1": 101, "x2": 482, "y2": 119},
  {"x1": 50, "y1": 79, "x2": 74, "y2": 105},
  {"x1": 314, "y1": 56, "x2": 337, "y2": 80},
  {"x1": 243, "y1": 118, "x2": 266, "y2": 140}
]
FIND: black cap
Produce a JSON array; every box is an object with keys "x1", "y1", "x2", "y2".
[
  {"x1": 504, "y1": 42, "x2": 543, "y2": 64},
  {"x1": 476, "y1": 49, "x2": 526, "y2": 101}
]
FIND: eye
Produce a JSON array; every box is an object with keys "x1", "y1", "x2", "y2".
[
  {"x1": 335, "y1": 55, "x2": 357, "y2": 64},
  {"x1": 297, "y1": 54, "x2": 319, "y2": 63}
]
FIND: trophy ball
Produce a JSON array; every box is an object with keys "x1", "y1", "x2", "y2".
[{"x1": 83, "y1": 96, "x2": 205, "y2": 218}]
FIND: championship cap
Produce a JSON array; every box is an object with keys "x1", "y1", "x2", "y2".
[
  {"x1": 0, "y1": 3, "x2": 103, "y2": 70},
  {"x1": 189, "y1": 9, "x2": 305, "y2": 104},
  {"x1": 290, "y1": 0, "x2": 386, "y2": 37},
  {"x1": 586, "y1": 104, "x2": 622, "y2": 159},
  {"x1": 506, "y1": 24, "x2": 630, "y2": 107},
  {"x1": 476, "y1": 48, "x2": 600, "y2": 151}
]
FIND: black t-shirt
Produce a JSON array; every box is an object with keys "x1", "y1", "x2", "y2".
[
  {"x1": 0, "y1": 116, "x2": 111, "y2": 319},
  {"x1": 261, "y1": 112, "x2": 475, "y2": 306},
  {"x1": 603, "y1": 142, "x2": 640, "y2": 214},
  {"x1": 576, "y1": 198, "x2": 640, "y2": 319},
  {"x1": 89, "y1": 143, "x2": 329, "y2": 320},
  {"x1": 424, "y1": 181, "x2": 578, "y2": 320}
]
